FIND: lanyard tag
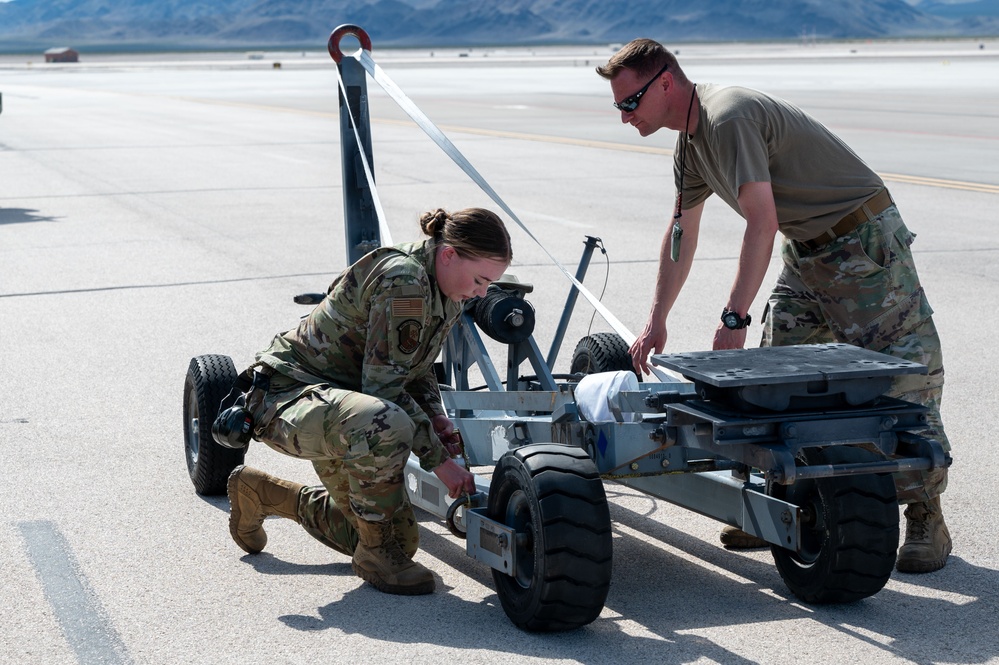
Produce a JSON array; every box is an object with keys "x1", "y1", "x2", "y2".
[{"x1": 670, "y1": 221, "x2": 683, "y2": 262}]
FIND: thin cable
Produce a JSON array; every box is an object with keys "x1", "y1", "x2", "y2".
[
  {"x1": 585, "y1": 239, "x2": 610, "y2": 337},
  {"x1": 352, "y1": 48, "x2": 637, "y2": 347}
]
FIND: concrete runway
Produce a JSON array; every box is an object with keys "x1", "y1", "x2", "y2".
[{"x1": 1, "y1": 39, "x2": 998, "y2": 664}]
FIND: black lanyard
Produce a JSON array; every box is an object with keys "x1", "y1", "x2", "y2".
[{"x1": 671, "y1": 85, "x2": 698, "y2": 263}]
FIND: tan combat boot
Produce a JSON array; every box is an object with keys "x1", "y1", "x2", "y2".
[
  {"x1": 896, "y1": 495, "x2": 952, "y2": 573},
  {"x1": 227, "y1": 465, "x2": 305, "y2": 554},
  {"x1": 352, "y1": 518, "x2": 435, "y2": 595},
  {"x1": 720, "y1": 525, "x2": 768, "y2": 549}
]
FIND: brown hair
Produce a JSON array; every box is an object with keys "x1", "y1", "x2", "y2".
[
  {"x1": 420, "y1": 207, "x2": 512, "y2": 263},
  {"x1": 595, "y1": 38, "x2": 687, "y2": 84}
]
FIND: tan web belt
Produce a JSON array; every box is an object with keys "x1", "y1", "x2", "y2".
[{"x1": 799, "y1": 188, "x2": 894, "y2": 252}]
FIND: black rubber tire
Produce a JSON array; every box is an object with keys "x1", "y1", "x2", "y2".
[
  {"x1": 570, "y1": 332, "x2": 633, "y2": 376},
  {"x1": 183, "y1": 354, "x2": 245, "y2": 496},
  {"x1": 769, "y1": 446, "x2": 899, "y2": 603},
  {"x1": 488, "y1": 444, "x2": 613, "y2": 631}
]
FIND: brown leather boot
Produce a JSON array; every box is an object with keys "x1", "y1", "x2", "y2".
[
  {"x1": 896, "y1": 496, "x2": 952, "y2": 573},
  {"x1": 352, "y1": 518, "x2": 434, "y2": 595},
  {"x1": 227, "y1": 465, "x2": 305, "y2": 554},
  {"x1": 720, "y1": 525, "x2": 768, "y2": 549}
]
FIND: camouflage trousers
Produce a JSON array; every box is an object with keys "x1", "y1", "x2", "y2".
[
  {"x1": 253, "y1": 383, "x2": 420, "y2": 557},
  {"x1": 762, "y1": 205, "x2": 949, "y2": 504}
]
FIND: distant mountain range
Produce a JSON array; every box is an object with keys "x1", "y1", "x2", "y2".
[{"x1": 0, "y1": 0, "x2": 997, "y2": 52}]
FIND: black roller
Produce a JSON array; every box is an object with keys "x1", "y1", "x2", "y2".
[{"x1": 474, "y1": 287, "x2": 536, "y2": 344}]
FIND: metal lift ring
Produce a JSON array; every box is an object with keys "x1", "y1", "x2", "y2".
[
  {"x1": 328, "y1": 24, "x2": 372, "y2": 63},
  {"x1": 445, "y1": 492, "x2": 487, "y2": 538}
]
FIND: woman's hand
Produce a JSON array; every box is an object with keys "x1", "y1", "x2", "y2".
[
  {"x1": 431, "y1": 414, "x2": 464, "y2": 457},
  {"x1": 432, "y1": 458, "x2": 476, "y2": 498}
]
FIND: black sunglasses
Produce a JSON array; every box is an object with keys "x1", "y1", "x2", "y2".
[{"x1": 613, "y1": 63, "x2": 669, "y2": 112}]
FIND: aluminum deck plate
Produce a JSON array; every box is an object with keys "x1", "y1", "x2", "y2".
[{"x1": 652, "y1": 343, "x2": 925, "y2": 388}]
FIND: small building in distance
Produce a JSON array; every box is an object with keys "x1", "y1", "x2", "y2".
[{"x1": 44, "y1": 47, "x2": 79, "y2": 63}]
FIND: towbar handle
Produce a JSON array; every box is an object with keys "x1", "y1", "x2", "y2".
[
  {"x1": 328, "y1": 24, "x2": 372, "y2": 63},
  {"x1": 788, "y1": 458, "x2": 934, "y2": 483}
]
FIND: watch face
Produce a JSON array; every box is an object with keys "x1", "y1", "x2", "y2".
[{"x1": 723, "y1": 314, "x2": 738, "y2": 329}]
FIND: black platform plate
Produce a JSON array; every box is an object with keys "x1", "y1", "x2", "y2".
[
  {"x1": 651, "y1": 344, "x2": 927, "y2": 412},
  {"x1": 652, "y1": 343, "x2": 925, "y2": 387}
]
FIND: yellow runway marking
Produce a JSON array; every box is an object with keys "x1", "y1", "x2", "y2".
[
  {"x1": 175, "y1": 97, "x2": 997, "y2": 195},
  {"x1": 878, "y1": 173, "x2": 999, "y2": 195},
  {"x1": 373, "y1": 119, "x2": 999, "y2": 194},
  {"x1": 372, "y1": 118, "x2": 672, "y2": 155}
]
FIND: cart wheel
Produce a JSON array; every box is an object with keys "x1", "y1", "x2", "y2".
[
  {"x1": 184, "y1": 355, "x2": 245, "y2": 495},
  {"x1": 570, "y1": 332, "x2": 633, "y2": 376},
  {"x1": 769, "y1": 446, "x2": 898, "y2": 603},
  {"x1": 488, "y1": 444, "x2": 612, "y2": 631}
]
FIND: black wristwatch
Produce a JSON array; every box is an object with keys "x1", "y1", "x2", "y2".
[{"x1": 721, "y1": 308, "x2": 752, "y2": 330}]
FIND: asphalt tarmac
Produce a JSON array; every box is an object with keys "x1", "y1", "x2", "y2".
[{"x1": 1, "y1": 38, "x2": 998, "y2": 664}]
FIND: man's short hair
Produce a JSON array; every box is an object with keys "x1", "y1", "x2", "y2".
[{"x1": 595, "y1": 38, "x2": 684, "y2": 82}]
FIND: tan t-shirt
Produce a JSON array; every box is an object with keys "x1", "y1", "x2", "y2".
[{"x1": 675, "y1": 84, "x2": 884, "y2": 240}]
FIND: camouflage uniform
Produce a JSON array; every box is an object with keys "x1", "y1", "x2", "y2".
[
  {"x1": 677, "y1": 84, "x2": 949, "y2": 504},
  {"x1": 762, "y1": 206, "x2": 949, "y2": 502},
  {"x1": 246, "y1": 239, "x2": 459, "y2": 555}
]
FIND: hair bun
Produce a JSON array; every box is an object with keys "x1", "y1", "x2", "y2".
[{"x1": 420, "y1": 207, "x2": 450, "y2": 237}]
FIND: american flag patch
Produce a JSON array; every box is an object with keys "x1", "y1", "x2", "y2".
[{"x1": 391, "y1": 298, "x2": 424, "y2": 318}]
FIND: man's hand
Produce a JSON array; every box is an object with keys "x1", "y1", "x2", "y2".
[
  {"x1": 630, "y1": 318, "x2": 667, "y2": 375},
  {"x1": 432, "y1": 458, "x2": 476, "y2": 498},
  {"x1": 713, "y1": 324, "x2": 748, "y2": 350}
]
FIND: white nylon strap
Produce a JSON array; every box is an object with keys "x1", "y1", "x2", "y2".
[
  {"x1": 334, "y1": 66, "x2": 394, "y2": 246},
  {"x1": 347, "y1": 48, "x2": 637, "y2": 347}
]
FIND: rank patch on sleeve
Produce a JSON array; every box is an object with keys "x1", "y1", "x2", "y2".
[
  {"x1": 396, "y1": 319, "x2": 423, "y2": 355},
  {"x1": 392, "y1": 298, "x2": 424, "y2": 318}
]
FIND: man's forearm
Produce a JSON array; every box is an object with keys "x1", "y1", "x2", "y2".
[
  {"x1": 726, "y1": 225, "x2": 776, "y2": 316},
  {"x1": 650, "y1": 206, "x2": 701, "y2": 322},
  {"x1": 729, "y1": 181, "x2": 780, "y2": 317}
]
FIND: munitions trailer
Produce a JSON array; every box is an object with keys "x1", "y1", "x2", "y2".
[{"x1": 182, "y1": 25, "x2": 949, "y2": 632}]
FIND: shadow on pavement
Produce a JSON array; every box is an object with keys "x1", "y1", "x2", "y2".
[
  {"x1": 0, "y1": 207, "x2": 60, "y2": 225},
  {"x1": 203, "y1": 488, "x2": 998, "y2": 664}
]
